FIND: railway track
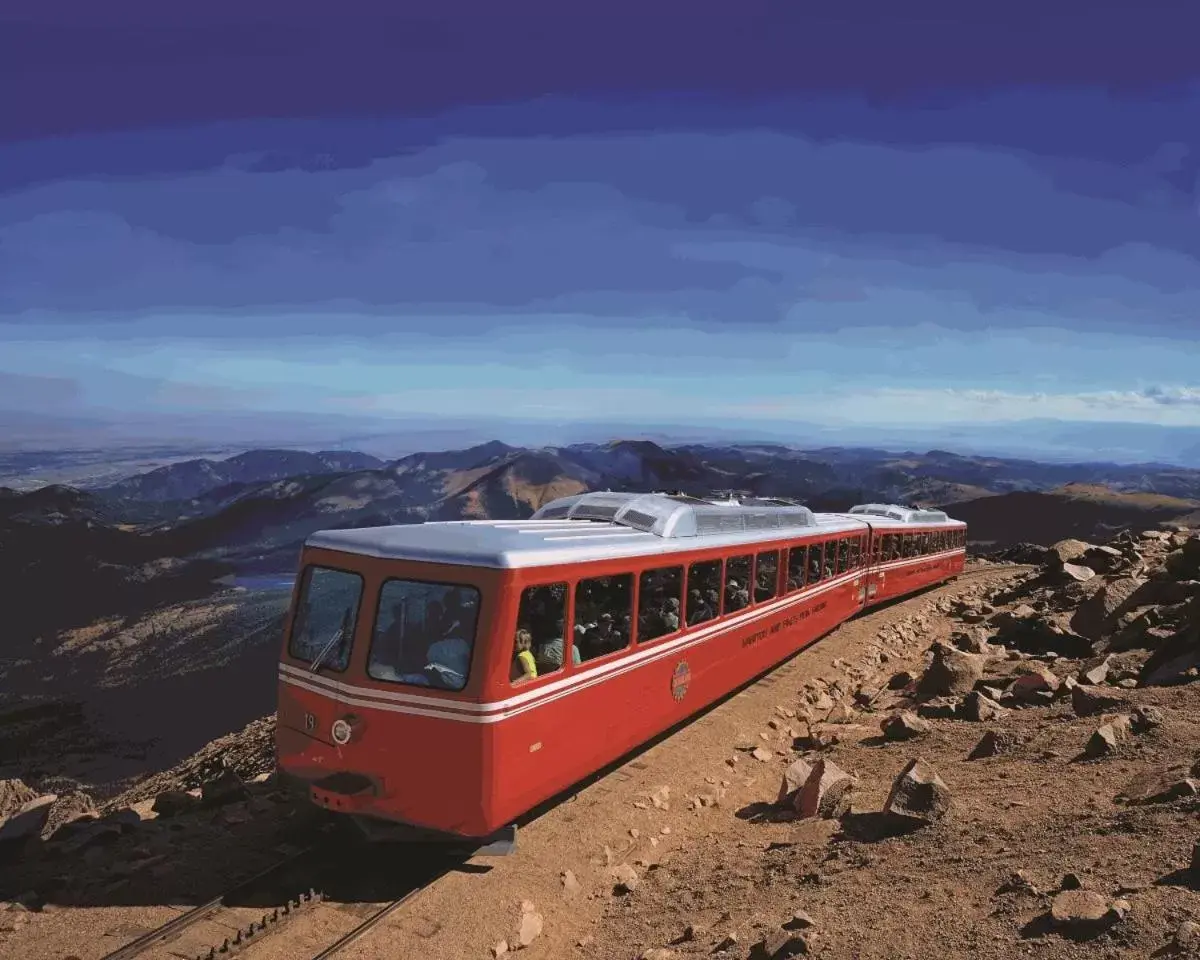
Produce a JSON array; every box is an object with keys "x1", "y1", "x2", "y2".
[{"x1": 98, "y1": 838, "x2": 448, "y2": 960}]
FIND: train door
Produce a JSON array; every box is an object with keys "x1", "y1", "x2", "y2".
[
  {"x1": 851, "y1": 531, "x2": 869, "y2": 609},
  {"x1": 863, "y1": 525, "x2": 883, "y2": 605}
]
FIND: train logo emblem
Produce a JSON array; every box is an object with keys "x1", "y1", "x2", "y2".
[{"x1": 671, "y1": 661, "x2": 691, "y2": 701}]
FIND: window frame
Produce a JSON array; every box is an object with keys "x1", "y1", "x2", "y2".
[
  {"x1": 636, "y1": 563, "x2": 685, "y2": 646},
  {"x1": 287, "y1": 563, "x2": 364, "y2": 674},
  {"x1": 572, "y1": 571, "x2": 635, "y2": 668},
  {"x1": 786, "y1": 544, "x2": 808, "y2": 593},
  {"x1": 685, "y1": 557, "x2": 724, "y2": 626},
  {"x1": 512, "y1": 580, "x2": 572, "y2": 686},
  {"x1": 366, "y1": 575, "x2": 483, "y2": 691},
  {"x1": 754, "y1": 549, "x2": 780, "y2": 604},
  {"x1": 723, "y1": 553, "x2": 754, "y2": 614}
]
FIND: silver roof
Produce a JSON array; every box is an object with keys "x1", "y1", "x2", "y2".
[
  {"x1": 302, "y1": 493, "x2": 961, "y2": 570},
  {"x1": 847, "y1": 503, "x2": 954, "y2": 524},
  {"x1": 530, "y1": 490, "x2": 817, "y2": 537}
]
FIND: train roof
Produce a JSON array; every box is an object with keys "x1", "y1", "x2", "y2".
[
  {"x1": 846, "y1": 503, "x2": 956, "y2": 524},
  {"x1": 304, "y1": 492, "x2": 963, "y2": 570}
]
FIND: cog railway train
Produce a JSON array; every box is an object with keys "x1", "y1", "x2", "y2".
[{"x1": 276, "y1": 491, "x2": 967, "y2": 852}]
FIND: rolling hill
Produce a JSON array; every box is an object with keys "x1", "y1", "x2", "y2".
[{"x1": 945, "y1": 483, "x2": 1200, "y2": 547}]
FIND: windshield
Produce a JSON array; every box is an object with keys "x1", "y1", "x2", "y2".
[
  {"x1": 288, "y1": 565, "x2": 363, "y2": 672},
  {"x1": 368, "y1": 579, "x2": 481, "y2": 691}
]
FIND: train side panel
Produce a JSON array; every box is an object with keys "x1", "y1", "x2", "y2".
[{"x1": 486, "y1": 567, "x2": 863, "y2": 829}]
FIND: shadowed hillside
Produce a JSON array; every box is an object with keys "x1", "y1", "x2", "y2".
[{"x1": 949, "y1": 483, "x2": 1200, "y2": 547}]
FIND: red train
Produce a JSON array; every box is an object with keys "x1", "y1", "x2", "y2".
[{"x1": 275, "y1": 492, "x2": 966, "y2": 852}]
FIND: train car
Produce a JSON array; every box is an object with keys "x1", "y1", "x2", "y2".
[
  {"x1": 844, "y1": 504, "x2": 968, "y2": 605},
  {"x1": 275, "y1": 492, "x2": 966, "y2": 852}
]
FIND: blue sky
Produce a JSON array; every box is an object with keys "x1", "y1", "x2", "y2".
[{"x1": 2, "y1": 5, "x2": 1199, "y2": 450}]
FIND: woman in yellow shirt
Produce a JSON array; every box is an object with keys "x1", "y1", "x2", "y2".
[{"x1": 511, "y1": 628, "x2": 538, "y2": 684}]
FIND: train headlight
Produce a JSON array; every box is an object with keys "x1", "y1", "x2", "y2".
[{"x1": 331, "y1": 718, "x2": 353, "y2": 745}]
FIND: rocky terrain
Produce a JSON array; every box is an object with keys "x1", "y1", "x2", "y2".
[{"x1": 0, "y1": 524, "x2": 1196, "y2": 959}]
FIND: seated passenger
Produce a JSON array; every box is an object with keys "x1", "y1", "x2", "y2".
[
  {"x1": 511, "y1": 628, "x2": 538, "y2": 684},
  {"x1": 424, "y1": 631, "x2": 471, "y2": 689},
  {"x1": 661, "y1": 597, "x2": 680, "y2": 632},
  {"x1": 535, "y1": 618, "x2": 581, "y2": 672}
]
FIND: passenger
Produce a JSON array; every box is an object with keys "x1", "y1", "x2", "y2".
[
  {"x1": 535, "y1": 618, "x2": 581, "y2": 673},
  {"x1": 589, "y1": 612, "x2": 621, "y2": 654},
  {"x1": 415, "y1": 599, "x2": 471, "y2": 689},
  {"x1": 511, "y1": 628, "x2": 538, "y2": 684},
  {"x1": 661, "y1": 597, "x2": 680, "y2": 632}
]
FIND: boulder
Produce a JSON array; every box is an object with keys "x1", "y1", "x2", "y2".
[
  {"x1": 1083, "y1": 715, "x2": 1133, "y2": 758},
  {"x1": 1060, "y1": 563, "x2": 1096, "y2": 583},
  {"x1": 611, "y1": 864, "x2": 640, "y2": 894},
  {"x1": 961, "y1": 690, "x2": 1006, "y2": 723},
  {"x1": 1077, "y1": 655, "x2": 1114, "y2": 686},
  {"x1": 880, "y1": 712, "x2": 930, "y2": 741},
  {"x1": 796, "y1": 759, "x2": 855, "y2": 820},
  {"x1": 152, "y1": 790, "x2": 200, "y2": 817},
  {"x1": 201, "y1": 768, "x2": 248, "y2": 807},
  {"x1": 1131, "y1": 705, "x2": 1165, "y2": 732},
  {"x1": 1138, "y1": 625, "x2": 1200, "y2": 686},
  {"x1": 750, "y1": 931, "x2": 810, "y2": 959},
  {"x1": 1048, "y1": 539, "x2": 1094, "y2": 566},
  {"x1": 1071, "y1": 579, "x2": 1143, "y2": 640},
  {"x1": 1071, "y1": 684, "x2": 1127, "y2": 717},
  {"x1": 1009, "y1": 664, "x2": 1060, "y2": 702},
  {"x1": 1048, "y1": 889, "x2": 1123, "y2": 934},
  {"x1": 777, "y1": 759, "x2": 814, "y2": 806},
  {"x1": 968, "y1": 729, "x2": 1021, "y2": 760},
  {"x1": 916, "y1": 643, "x2": 984, "y2": 700},
  {"x1": 916, "y1": 697, "x2": 961, "y2": 720},
  {"x1": 0, "y1": 794, "x2": 57, "y2": 845},
  {"x1": 883, "y1": 759, "x2": 951, "y2": 824}
]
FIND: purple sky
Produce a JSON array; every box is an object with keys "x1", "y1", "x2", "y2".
[
  {"x1": 6, "y1": 1, "x2": 1196, "y2": 144},
  {"x1": 2, "y1": 2, "x2": 1200, "y2": 461}
]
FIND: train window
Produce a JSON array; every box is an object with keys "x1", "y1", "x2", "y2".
[
  {"x1": 639, "y1": 566, "x2": 683, "y2": 643},
  {"x1": 367, "y1": 579, "x2": 481, "y2": 691},
  {"x1": 574, "y1": 574, "x2": 633, "y2": 663},
  {"x1": 724, "y1": 555, "x2": 752, "y2": 613},
  {"x1": 786, "y1": 545, "x2": 807, "y2": 592},
  {"x1": 687, "y1": 559, "x2": 722, "y2": 625},
  {"x1": 848, "y1": 538, "x2": 861, "y2": 570},
  {"x1": 904, "y1": 535, "x2": 917, "y2": 558},
  {"x1": 889, "y1": 534, "x2": 902, "y2": 561},
  {"x1": 517, "y1": 583, "x2": 574, "y2": 681},
  {"x1": 755, "y1": 551, "x2": 779, "y2": 603},
  {"x1": 807, "y1": 542, "x2": 824, "y2": 583},
  {"x1": 289, "y1": 565, "x2": 363, "y2": 673}
]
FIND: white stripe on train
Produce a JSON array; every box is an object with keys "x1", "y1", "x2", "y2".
[{"x1": 278, "y1": 549, "x2": 965, "y2": 724}]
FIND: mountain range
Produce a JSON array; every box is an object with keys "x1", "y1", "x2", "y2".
[
  {"x1": 4, "y1": 437, "x2": 1200, "y2": 644},
  {"x1": 5, "y1": 438, "x2": 1200, "y2": 588}
]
